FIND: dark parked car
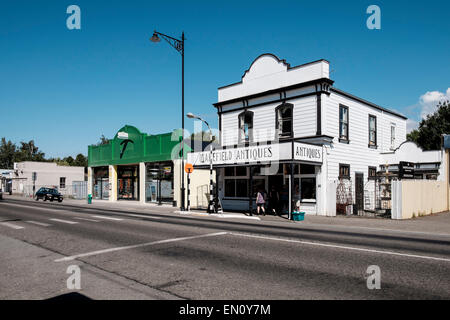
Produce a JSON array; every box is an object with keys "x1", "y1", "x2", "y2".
[
  {"x1": 35, "y1": 187, "x2": 63, "y2": 202},
  {"x1": 0, "y1": 189, "x2": 3, "y2": 200}
]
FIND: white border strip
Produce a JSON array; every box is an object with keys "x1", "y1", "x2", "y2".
[
  {"x1": 230, "y1": 232, "x2": 450, "y2": 263},
  {"x1": 49, "y1": 218, "x2": 78, "y2": 225},
  {"x1": 25, "y1": 220, "x2": 51, "y2": 227},
  {"x1": 0, "y1": 222, "x2": 24, "y2": 229},
  {"x1": 55, "y1": 231, "x2": 228, "y2": 262}
]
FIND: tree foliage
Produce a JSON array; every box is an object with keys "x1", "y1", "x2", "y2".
[
  {"x1": 0, "y1": 138, "x2": 88, "y2": 169},
  {"x1": 407, "y1": 100, "x2": 450, "y2": 150}
]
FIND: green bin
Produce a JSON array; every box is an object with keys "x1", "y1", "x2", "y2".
[
  {"x1": 292, "y1": 211, "x2": 305, "y2": 221},
  {"x1": 87, "y1": 194, "x2": 92, "y2": 204}
]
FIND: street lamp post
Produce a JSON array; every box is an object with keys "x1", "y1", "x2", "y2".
[
  {"x1": 150, "y1": 30, "x2": 186, "y2": 211},
  {"x1": 187, "y1": 113, "x2": 215, "y2": 214}
]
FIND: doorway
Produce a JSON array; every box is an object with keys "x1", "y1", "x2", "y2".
[
  {"x1": 354, "y1": 172, "x2": 364, "y2": 215},
  {"x1": 117, "y1": 166, "x2": 139, "y2": 200}
]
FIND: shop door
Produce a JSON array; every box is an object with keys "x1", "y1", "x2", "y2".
[
  {"x1": 354, "y1": 173, "x2": 364, "y2": 215},
  {"x1": 118, "y1": 177, "x2": 137, "y2": 200}
]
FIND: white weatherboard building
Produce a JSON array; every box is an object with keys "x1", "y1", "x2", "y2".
[{"x1": 188, "y1": 54, "x2": 443, "y2": 216}]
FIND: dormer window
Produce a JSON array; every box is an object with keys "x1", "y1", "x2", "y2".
[
  {"x1": 276, "y1": 104, "x2": 293, "y2": 138},
  {"x1": 238, "y1": 111, "x2": 253, "y2": 143}
]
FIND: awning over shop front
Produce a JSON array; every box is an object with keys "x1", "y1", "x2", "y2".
[{"x1": 187, "y1": 141, "x2": 323, "y2": 167}]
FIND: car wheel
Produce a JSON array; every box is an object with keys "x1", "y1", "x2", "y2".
[
  {"x1": 35, "y1": 196, "x2": 39, "y2": 201},
  {"x1": 50, "y1": 198, "x2": 54, "y2": 202},
  {"x1": 58, "y1": 199, "x2": 63, "y2": 203}
]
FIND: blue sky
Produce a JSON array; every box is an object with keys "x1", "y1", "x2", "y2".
[{"x1": 0, "y1": 0, "x2": 449, "y2": 158}]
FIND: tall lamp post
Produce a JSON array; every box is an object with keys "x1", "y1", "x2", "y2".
[
  {"x1": 187, "y1": 112, "x2": 215, "y2": 213},
  {"x1": 150, "y1": 30, "x2": 186, "y2": 211}
]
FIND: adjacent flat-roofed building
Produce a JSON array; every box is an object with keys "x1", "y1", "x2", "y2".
[{"x1": 11, "y1": 161, "x2": 85, "y2": 197}]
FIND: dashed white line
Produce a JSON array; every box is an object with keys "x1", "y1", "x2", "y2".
[
  {"x1": 54, "y1": 231, "x2": 229, "y2": 262},
  {"x1": 91, "y1": 215, "x2": 123, "y2": 221},
  {"x1": 25, "y1": 220, "x2": 51, "y2": 227},
  {"x1": 0, "y1": 222, "x2": 25, "y2": 229},
  {"x1": 73, "y1": 217, "x2": 100, "y2": 222},
  {"x1": 49, "y1": 218, "x2": 78, "y2": 225}
]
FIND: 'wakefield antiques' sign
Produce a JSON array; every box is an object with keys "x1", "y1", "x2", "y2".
[
  {"x1": 187, "y1": 142, "x2": 322, "y2": 166},
  {"x1": 293, "y1": 142, "x2": 323, "y2": 163}
]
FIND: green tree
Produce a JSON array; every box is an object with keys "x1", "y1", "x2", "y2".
[
  {"x1": 96, "y1": 135, "x2": 109, "y2": 146},
  {"x1": 73, "y1": 153, "x2": 87, "y2": 167},
  {"x1": 407, "y1": 100, "x2": 450, "y2": 150},
  {"x1": 0, "y1": 138, "x2": 17, "y2": 169},
  {"x1": 15, "y1": 140, "x2": 46, "y2": 162},
  {"x1": 190, "y1": 130, "x2": 216, "y2": 142}
]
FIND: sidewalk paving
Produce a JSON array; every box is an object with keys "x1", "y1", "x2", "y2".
[{"x1": 3, "y1": 194, "x2": 450, "y2": 235}]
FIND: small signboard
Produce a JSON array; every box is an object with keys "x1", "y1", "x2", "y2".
[
  {"x1": 184, "y1": 163, "x2": 194, "y2": 174},
  {"x1": 399, "y1": 161, "x2": 415, "y2": 179},
  {"x1": 444, "y1": 134, "x2": 450, "y2": 149},
  {"x1": 117, "y1": 132, "x2": 129, "y2": 139}
]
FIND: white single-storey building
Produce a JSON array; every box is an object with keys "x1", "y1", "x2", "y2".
[
  {"x1": 188, "y1": 53, "x2": 444, "y2": 216},
  {"x1": 11, "y1": 161, "x2": 85, "y2": 197}
]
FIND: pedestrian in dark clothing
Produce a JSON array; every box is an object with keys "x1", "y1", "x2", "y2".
[{"x1": 268, "y1": 186, "x2": 280, "y2": 215}]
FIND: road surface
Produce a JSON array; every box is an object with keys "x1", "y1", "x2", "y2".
[{"x1": 0, "y1": 198, "x2": 449, "y2": 299}]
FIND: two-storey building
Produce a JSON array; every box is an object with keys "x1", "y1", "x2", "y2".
[{"x1": 188, "y1": 54, "x2": 441, "y2": 216}]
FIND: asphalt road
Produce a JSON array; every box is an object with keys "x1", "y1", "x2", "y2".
[{"x1": 0, "y1": 198, "x2": 449, "y2": 300}]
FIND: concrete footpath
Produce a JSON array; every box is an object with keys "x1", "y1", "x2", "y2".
[{"x1": 3, "y1": 194, "x2": 450, "y2": 236}]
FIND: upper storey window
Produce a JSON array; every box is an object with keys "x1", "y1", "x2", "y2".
[
  {"x1": 276, "y1": 104, "x2": 293, "y2": 138},
  {"x1": 369, "y1": 115, "x2": 377, "y2": 147},
  {"x1": 238, "y1": 111, "x2": 253, "y2": 143},
  {"x1": 390, "y1": 125, "x2": 396, "y2": 150},
  {"x1": 339, "y1": 105, "x2": 349, "y2": 142}
]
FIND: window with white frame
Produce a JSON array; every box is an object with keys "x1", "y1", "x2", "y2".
[
  {"x1": 390, "y1": 125, "x2": 396, "y2": 149},
  {"x1": 369, "y1": 115, "x2": 377, "y2": 147},
  {"x1": 339, "y1": 105, "x2": 349, "y2": 141},
  {"x1": 238, "y1": 111, "x2": 253, "y2": 143},
  {"x1": 276, "y1": 104, "x2": 293, "y2": 138}
]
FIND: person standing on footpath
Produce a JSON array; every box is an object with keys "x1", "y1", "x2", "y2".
[
  {"x1": 268, "y1": 185, "x2": 279, "y2": 215},
  {"x1": 256, "y1": 188, "x2": 266, "y2": 216}
]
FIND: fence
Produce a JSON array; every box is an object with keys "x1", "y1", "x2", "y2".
[
  {"x1": 19, "y1": 181, "x2": 88, "y2": 200},
  {"x1": 196, "y1": 184, "x2": 209, "y2": 209},
  {"x1": 391, "y1": 180, "x2": 450, "y2": 219}
]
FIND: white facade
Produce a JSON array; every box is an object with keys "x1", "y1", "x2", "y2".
[
  {"x1": 189, "y1": 54, "x2": 441, "y2": 216},
  {"x1": 11, "y1": 161, "x2": 85, "y2": 196}
]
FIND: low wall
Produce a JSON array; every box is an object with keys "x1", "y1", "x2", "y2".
[{"x1": 392, "y1": 180, "x2": 449, "y2": 219}]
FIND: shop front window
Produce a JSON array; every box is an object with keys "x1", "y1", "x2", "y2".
[
  {"x1": 93, "y1": 166, "x2": 109, "y2": 200},
  {"x1": 118, "y1": 166, "x2": 138, "y2": 200},
  {"x1": 301, "y1": 178, "x2": 316, "y2": 201},
  {"x1": 145, "y1": 162, "x2": 173, "y2": 203}
]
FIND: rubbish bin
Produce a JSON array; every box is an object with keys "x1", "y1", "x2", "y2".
[
  {"x1": 291, "y1": 211, "x2": 305, "y2": 221},
  {"x1": 87, "y1": 194, "x2": 92, "y2": 204}
]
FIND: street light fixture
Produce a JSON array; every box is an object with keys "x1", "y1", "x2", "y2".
[
  {"x1": 187, "y1": 112, "x2": 215, "y2": 214},
  {"x1": 150, "y1": 30, "x2": 186, "y2": 211}
]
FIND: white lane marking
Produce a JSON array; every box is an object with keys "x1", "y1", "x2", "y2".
[
  {"x1": 49, "y1": 218, "x2": 78, "y2": 225},
  {"x1": 0, "y1": 222, "x2": 25, "y2": 229},
  {"x1": 230, "y1": 232, "x2": 450, "y2": 263},
  {"x1": 25, "y1": 220, "x2": 51, "y2": 227},
  {"x1": 126, "y1": 214, "x2": 161, "y2": 220},
  {"x1": 55, "y1": 231, "x2": 229, "y2": 262},
  {"x1": 91, "y1": 215, "x2": 123, "y2": 221},
  {"x1": 73, "y1": 217, "x2": 100, "y2": 222},
  {"x1": 1, "y1": 202, "x2": 65, "y2": 212}
]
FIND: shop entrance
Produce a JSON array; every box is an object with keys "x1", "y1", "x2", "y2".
[
  {"x1": 93, "y1": 166, "x2": 109, "y2": 200},
  {"x1": 118, "y1": 165, "x2": 139, "y2": 200}
]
